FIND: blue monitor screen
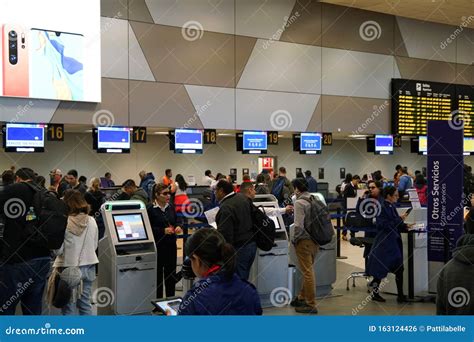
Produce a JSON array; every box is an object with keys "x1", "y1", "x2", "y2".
[
  {"x1": 243, "y1": 131, "x2": 267, "y2": 151},
  {"x1": 6, "y1": 124, "x2": 45, "y2": 148},
  {"x1": 175, "y1": 129, "x2": 203, "y2": 152},
  {"x1": 300, "y1": 133, "x2": 322, "y2": 151},
  {"x1": 97, "y1": 127, "x2": 130, "y2": 149},
  {"x1": 375, "y1": 135, "x2": 393, "y2": 153}
]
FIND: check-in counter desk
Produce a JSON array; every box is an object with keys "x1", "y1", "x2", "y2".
[{"x1": 383, "y1": 208, "x2": 429, "y2": 298}]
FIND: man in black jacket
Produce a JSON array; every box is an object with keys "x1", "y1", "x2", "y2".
[
  {"x1": 0, "y1": 168, "x2": 51, "y2": 315},
  {"x1": 215, "y1": 180, "x2": 256, "y2": 280}
]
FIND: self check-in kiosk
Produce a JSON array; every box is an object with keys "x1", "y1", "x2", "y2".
[
  {"x1": 250, "y1": 194, "x2": 289, "y2": 308},
  {"x1": 99, "y1": 201, "x2": 157, "y2": 315}
]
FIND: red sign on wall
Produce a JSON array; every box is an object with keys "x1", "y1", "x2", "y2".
[{"x1": 262, "y1": 157, "x2": 273, "y2": 168}]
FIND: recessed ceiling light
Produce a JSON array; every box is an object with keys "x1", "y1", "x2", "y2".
[
  {"x1": 154, "y1": 132, "x2": 169, "y2": 135},
  {"x1": 217, "y1": 133, "x2": 233, "y2": 136},
  {"x1": 348, "y1": 134, "x2": 368, "y2": 139},
  {"x1": 84, "y1": 129, "x2": 93, "y2": 133}
]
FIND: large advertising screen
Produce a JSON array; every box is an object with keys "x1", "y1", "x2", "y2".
[{"x1": 0, "y1": 0, "x2": 101, "y2": 102}]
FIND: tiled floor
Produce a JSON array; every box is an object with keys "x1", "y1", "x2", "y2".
[
  {"x1": 264, "y1": 239, "x2": 436, "y2": 316},
  {"x1": 40, "y1": 237, "x2": 436, "y2": 316}
]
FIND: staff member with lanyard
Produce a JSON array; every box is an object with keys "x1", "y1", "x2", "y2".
[{"x1": 147, "y1": 183, "x2": 182, "y2": 299}]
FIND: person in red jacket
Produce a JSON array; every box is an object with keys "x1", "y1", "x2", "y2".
[{"x1": 414, "y1": 174, "x2": 427, "y2": 205}]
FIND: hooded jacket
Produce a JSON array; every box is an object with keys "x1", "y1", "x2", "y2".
[
  {"x1": 139, "y1": 173, "x2": 155, "y2": 197},
  {"x1": 53, "y1": 214, "x2": 99, "y2": 268},
  {"x1": 436, "y1": 234, "x2": 474, "y2": 315},
  {"x1": 131, "y1": 188, "x2": 149, "y2": 205}
]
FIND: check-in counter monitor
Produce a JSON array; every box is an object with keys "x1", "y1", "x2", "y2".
[
  {"x1": 250, "y1": 194, "x2": 289, "y2": 307},
  {"x1": 99, "y1": 201, "x2": 157, "y2": 315}
]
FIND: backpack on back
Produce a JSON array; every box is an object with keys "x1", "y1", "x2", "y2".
[
  {"x1": 301, "y1": 196, "x2": 334, "y2": 246},
  {"x1": 24, "y1": 182, "x2": 68, "y2": 250},
  {"x1": 271, "y1": 177, "x2": 285, "y2": 203},
  {"x1": 250, "y1": 204, "x2": 276, "y2": 251}
]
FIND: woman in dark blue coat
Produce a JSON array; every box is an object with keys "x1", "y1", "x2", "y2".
[
  {"x1": 367, "y1": 186, "x2": 412, "y2": 303},
  {"x1": 178, "y1": 228, "x2": 262, "y2": 315}
]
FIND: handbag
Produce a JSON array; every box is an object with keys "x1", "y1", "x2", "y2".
[{"x1": 51, "y1": 223, "x2": 89, "y2": 309}]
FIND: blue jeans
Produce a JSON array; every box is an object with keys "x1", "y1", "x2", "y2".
[
  {"x1": 235, "y1": 241, "x2": 257, "y2": 280},
  {"x1": 0, "y1": 257, "x2": 51, "y2": 315},
  {"x1": 62, "y1": 264, "x2": 96, "y2": 316}
]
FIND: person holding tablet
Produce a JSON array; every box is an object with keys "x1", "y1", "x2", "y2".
[{"x1": 177, "y1": 228, "x2": 262, "y2": 315}]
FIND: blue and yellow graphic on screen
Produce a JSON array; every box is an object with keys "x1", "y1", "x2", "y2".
[{"x1": 29, "y1": 29, "x2": 83, "y2": 101}]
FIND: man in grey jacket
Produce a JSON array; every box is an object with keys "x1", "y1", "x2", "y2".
[{"x1": 290, "y1": 178, "x2": 319, "y2": 314}]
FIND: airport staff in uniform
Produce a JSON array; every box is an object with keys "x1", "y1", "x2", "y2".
[
  {"x1": 148, "y1": 183, "x2": 182, "y2": 298},
  {"x1": 367, "y1": 186, "x2": 412, "y2": 303},
  {"x1": 355, "y1": 180, "x2": 383, "y2": 266},
  {"x1": 178, "y1": 228, "x2": 262, "y2": 315}
]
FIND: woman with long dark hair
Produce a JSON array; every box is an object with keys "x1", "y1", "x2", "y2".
[
  {"x1": 173, "y1": 174, "x2": 189, "y2": 213},
  {"x1": 178, "y1": 228, "x2": 262, "y2": 315}
]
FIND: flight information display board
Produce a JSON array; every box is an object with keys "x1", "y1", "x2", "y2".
[
  {"x1": 456, "y1": 84, "x2": 474, "y2": 136},
  {"x1": 392, "y1": 79, "x2": 455, "y2": 136}
]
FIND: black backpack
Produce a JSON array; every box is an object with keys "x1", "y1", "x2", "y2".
[
  {"x1": 24, "y1": 183, "x2": 68, "y2": 250},
  {"x1": 250, "y1": 204, "x2": 276, "y2": 251},
  {"x1": 345, "y1": 211, "x2": 374, "y2": 228},
  {"x1": 301, "y1": 196, "x2": 334, "y2": 246}
]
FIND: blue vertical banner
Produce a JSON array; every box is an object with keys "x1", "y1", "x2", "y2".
[{"x1": 427, "y1": 120, "x2": 464, "y2": 262}]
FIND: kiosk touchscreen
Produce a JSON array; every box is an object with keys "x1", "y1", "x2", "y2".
[
  {"x1": 113, "y1": 214, "x2": 148, "y2": 242},
  {"x1": 99, "y1": 201, "x2": 157, "y2": 315}
]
